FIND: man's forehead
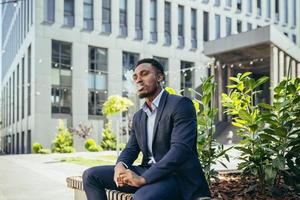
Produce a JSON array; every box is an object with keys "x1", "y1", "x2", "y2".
[{"x1": 134, "y1": 63, "x2": 154, "y2": 72}]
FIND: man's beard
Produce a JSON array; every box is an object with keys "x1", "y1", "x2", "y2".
[{"x1": 137, "y1": 88, "x2": 157, "y2": 99}]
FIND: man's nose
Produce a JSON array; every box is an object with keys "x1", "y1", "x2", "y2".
[{"x1": 135, "y1": 76, "x2": 142, "y2": 83}]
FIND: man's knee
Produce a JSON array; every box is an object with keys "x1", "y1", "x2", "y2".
[
  {"x1": 82, "y1": 167, "x2": 95, "y2": 186},
  {"x1": 133, "y1": 189, "x2": 155, "y2": 200}
]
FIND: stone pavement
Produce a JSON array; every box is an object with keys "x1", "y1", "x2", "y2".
[{"x1": 0, "y1": 148, "x2": 240, "y2": 200}]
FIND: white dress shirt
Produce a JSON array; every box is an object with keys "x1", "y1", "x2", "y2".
[{"x1": 142, "y1": 89, "x2": 164, "y2": 164}]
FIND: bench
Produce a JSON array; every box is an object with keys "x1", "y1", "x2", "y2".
[{"x1": 66, "y1": 176, "x2": 133, "y2": 200}]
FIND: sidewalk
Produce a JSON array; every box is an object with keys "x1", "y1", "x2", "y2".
[{"x1": 0, "y1": 148, "x2": 240, "y2": 200}]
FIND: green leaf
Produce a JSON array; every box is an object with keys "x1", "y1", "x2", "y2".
[
  {"x1": 258, "y1": 103, "x2": 273, "y2": 110},
  {"x1": 260, "y1": 133, "x2": 278, "y2": 142},
  {"x1": 254, "y1": 76, "x2": 269, "y2": 89},
  {"x1": 240, "y1": 72, "x2": 252, "y2": 80},
  {"x1": 238, "y1": 109, "x2": 252, "y2": 123},
  {"x1": 273, "y1": 155, "x2": 285, "y2": 170}
]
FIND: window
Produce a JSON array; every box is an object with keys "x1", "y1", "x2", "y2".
[
  {"x1": 275, "y1": 0, "x2": 279, "y2": 21},
  {"x1": 257, "y1": 0, "x2": 261, "y2": 16},
  {"x1": 135, "y1": 0, "x2": 143, "y2": 39},
  {"x1": 178, "y1": 5, "x2": 184, "y2": 47},
  {"x1": 247, "y1": 0, "x2": 252, "y2": 14},
  {"x1": 247, "y1": 23, "x2": 252, "y2": 31},
  {"x1": 13, "y1": 72, "x2": 15, "y2": 123},
  {"x1": 225, "y1": 0, "x2": 232, "y2": 7},
  {"x1": 122, "y1": 52, "x2": 140, "y2": 112},
  {"x1": 164, "y1": 1, "x2": 171, "y2": 45},
  {"x1": 237, "y1": 0, "x2": 242, "y2": 12},
  {"x1": 180, "y1": 61, "x2": 194, "y2": 98},
  {"x1": 237, "y1": 20, "x2": 242, "y2": 33},
  {"x1": 88, "y1": 47, "x2": 108, "y2": 116},
  {"x1": 153, "y1": 56, "x2": 169, "y2": 85},
  {"x1": 64, "y1": 0, "x2": 74, "y2": 26},
  {"x1": 119, "y1": 0, "x2": 127, "y2": 36},
  {"x1": 83, "y1": 0, "x2": 93, "y2": 30},
  {"x1": 51, "y1": 40, "x2": 72, "y2": 114},
  {"x1": 284, "y1": 0, "x2": 288, "y2": 24},
  {"x1": 27, "y1": 45, "x2": 31, "y2": 116},
  {"x1": 203, "y1": 11, "x2": 209, "y2": 41},
  {"x1": 292, "y1": 34, "x2": 296, "y2": 44},
  {"x1": 150, "y1": 0, "x2": 157, "y2": 42},
  {"x1": 266, "y1": 0, "x2": 271, "y2": 18},
  {"x1": 226, "y1": 17, "x2": 231, "y2": 36},
  {"x1": 27, "y1": 130, "x2": 31, "y2": 153},
  {"x1": 9, "y1": 78, "x2": 11, "y2": 125},
  {"x1": 292, "y1": 0, "x2": 296, "y2": 27},
  {"x1": 21, "y1": 57, "x2": 25, "y2": 119},
  {"x1": 214, "y1": 0, "x2": 220, "y2": 6},
  {"x1": 215, "y1": 14, "x2": 220, "y2": 39},
  {"x1": 102, "y1": 0, "x2": 111, "y2": 33},
  {"x1": 44, "y1": 0, "x2": 55, "y2": 23},
  {"x1": 17, "y1": 65, "x2": 19, "y2": 121},
  {"x1": 191, "y1": 9, "x2": 197, "y2": 49}
]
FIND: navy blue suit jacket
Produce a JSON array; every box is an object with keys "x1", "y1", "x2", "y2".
[{"x1": 117, "y1": 91, "x2": 211, "y2": 199}]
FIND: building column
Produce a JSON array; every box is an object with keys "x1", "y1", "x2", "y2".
[
  {"x1": 278, "y1": 50, "x2": 285, "y2": 82},
  {"x1": 291, "y1": 60, "x2": 296, "y2": 78},
  {"x1": 297, "y1": 63, "x2": 300, "y2": 77},
  {"x1": 157, "y1": 0, "x2": 164, "y2": 45},
  {"x1": 270, "y1": 45, "x2": 279, "y2": 103},
  {"x1": 171, "y1": 1, "x2": 178, "y2": 47},
  {"x1": 142, "y1": 0, "x2": 150, "y2": 42},
  {"x1": 197, "y1": 9, "x2": 203, "y2": 50},
  {"x1": 111, "y1": 0, "x2": 119, "y2": 36},
  {"x1": 184, "y1": 5, "x2": 191, "y2": 50},
  {"x1": 94, "y1": 0, "x2": 101, "y2": 33},
  {"x1": 127, "y1": 0, "x2": 135, "y2": 39},
  {"x1": 285, "y1": 54, "x2": 291, "y2": 78},
  {"x1": 55, "y1": 0, "x2": 64, "y2": 26},
  {"x1": 75, "y1": 0, "x2": 83, "y2": 29}
]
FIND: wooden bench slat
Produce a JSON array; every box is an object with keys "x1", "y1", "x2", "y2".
[{"x1": 67, "y1": 176, "x2": 133, "y2": 200}]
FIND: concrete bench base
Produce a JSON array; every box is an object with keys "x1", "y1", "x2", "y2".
[{"x1": 66, "y1": 176, "x2": 133, "y2": 200}]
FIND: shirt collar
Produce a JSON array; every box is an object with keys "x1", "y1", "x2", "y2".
[{"x1": 142, "y1": 89, "x2": 164, "y2": 113}]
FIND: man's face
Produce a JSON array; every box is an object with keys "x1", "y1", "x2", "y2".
[{"x1": 132, "y1": 63, "x2": 163, "y2": 99}]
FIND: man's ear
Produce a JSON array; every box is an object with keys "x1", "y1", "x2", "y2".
[{"x1": 157, "y1": 73, "x2": 164, "y2": 82}]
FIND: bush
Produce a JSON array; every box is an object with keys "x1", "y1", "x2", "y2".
[
  {"x1": 88, "y1": 144, "x2": 103, "y2": 152},
  {"x1": 51, "y1": 120, "x2": 75, "y2": 153},
  {"x1": 38, "y1": 149, "x2": 51, "y2": 154},
  {"x1": 85, "y1": 138, "x2": 96, "y2": 150},
  {"x1": 32, "y1": 143, "x2": 43, "y2": 153},
  {"x1": 85, "y1": 139, "x2": 103, "y2": 152},
  {"x1": 100, "y1": 123, "x2": 116, "y2": 150}
]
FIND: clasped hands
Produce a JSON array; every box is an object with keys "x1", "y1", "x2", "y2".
[{"x1": 114, "y1": 163, "x2": 146, "y2": 188}]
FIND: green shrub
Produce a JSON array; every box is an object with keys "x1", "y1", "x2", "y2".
[
  {"x1": 100, "y1": 123, "x2": 116, "y2": 150},
  {"x1": 51, "y1": 120, "x2": 75, "y2": 153},
  {"x1": 88, "y1": 144, "x2": 103, "y2": 152},
  {"x1": 85, "y1": 139, "x2": 103, "y2": 152},
  {"x1": 85, "y1": 138, "x2": 96, "y2": 150},
  {"x1": 38, "y1": 149, "x2": 51, "y2": 154},
  {"x1": 32, "y1": 143, "x2": 43, "y2": 153}
]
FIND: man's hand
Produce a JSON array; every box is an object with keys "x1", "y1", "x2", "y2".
[
  {"x1": 114, "y1": 163, "x2": 127, "y2": 187},
  {"x1": 119, "y1": 169, "x2": 146, "y2": 188}
]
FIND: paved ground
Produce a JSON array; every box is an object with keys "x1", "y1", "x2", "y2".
[{"x1": 0, "y1": 147, "x2": 240, "y2": 200}]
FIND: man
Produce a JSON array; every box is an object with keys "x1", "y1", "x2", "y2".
[{"x1": 83, "y1": 58, "x2": 211, "y2": 200}]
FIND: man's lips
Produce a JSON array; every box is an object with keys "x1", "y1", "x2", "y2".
[{"x1": 137, "y1": 85, "x2": 145, "y2": 92}]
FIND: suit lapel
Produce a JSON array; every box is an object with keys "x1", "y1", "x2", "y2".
[
  {"x1": 152, "y1": 91, "x2": 168, "y2": 150},
  {"x1": 140, "y1": 111, "x2": 148, "y2": 153}
]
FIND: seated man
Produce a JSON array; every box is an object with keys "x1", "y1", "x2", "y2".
[{"x1": 83, "y1": 58, "x2": 211, "y2": 200}]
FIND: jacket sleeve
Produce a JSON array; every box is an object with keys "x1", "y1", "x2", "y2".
[
  {"x1": 116, "y1": 115, "x2": 140, "y2": 167},
  {"x1": 141, "y1": 97, "x2": 197, "y2": 183}
]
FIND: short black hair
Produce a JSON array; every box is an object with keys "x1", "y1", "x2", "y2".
[{"x1": 135, "y1": 58, "x2": 165, "y2": 75}]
